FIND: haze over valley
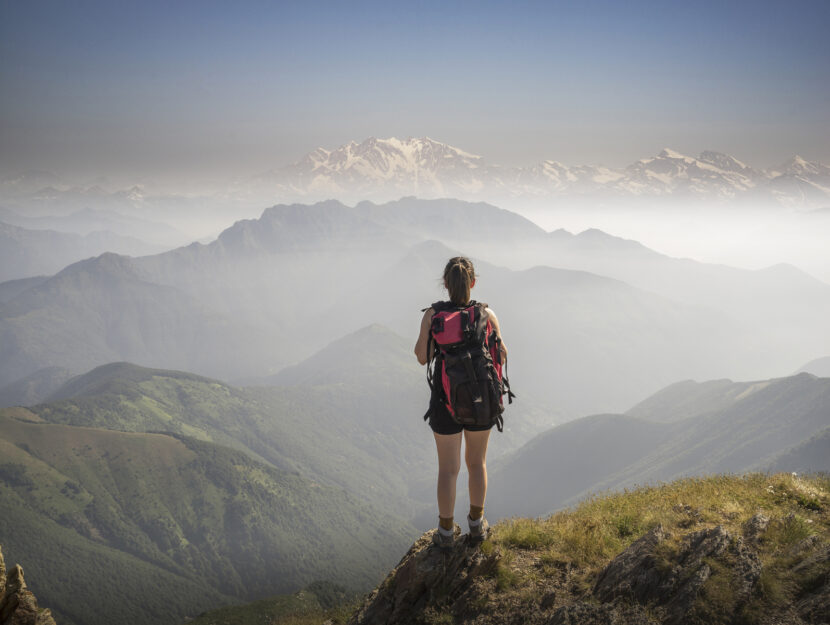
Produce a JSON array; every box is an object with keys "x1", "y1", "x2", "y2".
[{"x1": 2, "y1": 1, "x2": 829, "y2": 623}]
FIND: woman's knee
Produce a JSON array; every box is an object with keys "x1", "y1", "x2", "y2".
[
  {"x1": 465, "y1": 457, "x2": 486, "y2": 473},
  {"x1": 438, "y1": 462, "x2": 461, "y2": 478}
]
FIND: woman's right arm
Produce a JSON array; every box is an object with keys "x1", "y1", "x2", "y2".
[{"x1": 414, "y1": 308, "x2": 434, "y2": 365}]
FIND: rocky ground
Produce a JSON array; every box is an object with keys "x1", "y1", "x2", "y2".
[
  {"x1": 347, "y1": 474, "x2": 830, "y2": 625},
  {"x1": 0, "y1": 545, "x2": 56, "y2": 625}
]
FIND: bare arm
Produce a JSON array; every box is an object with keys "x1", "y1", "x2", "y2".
[
  {"x1": 414, "y1": 308, "x2": 434, "y2": 365},
  {"x1": 486, "y1": 307, "x2": 508, "y2": 362}
]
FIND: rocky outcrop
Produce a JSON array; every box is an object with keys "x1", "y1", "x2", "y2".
[
  {"x1": 349, "y1": 527, "x2": 496, "y2": 625},
  {"x1": 591, "y1": 524, "x2": 761, "y2": 625},
  {"x1": 0, "y1": 546, "x2": 56, "y2": 625},
  {"x1": 348, "y1": 516, "x2": 829, "y2": 625}
]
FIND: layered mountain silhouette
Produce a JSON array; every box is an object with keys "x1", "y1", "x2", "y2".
[
  {"x1": 487, "y1": 374, "x2": 830, "y2": 517},
  {"x1": 487, "y1": 372, "x2": 830, "y2": 519},
  {"x1": 2, "y1": 198, "x2": 827, "y2": 419},
  {"x1": 0, "y1": 220, "x2": 163, "y2": 282}
]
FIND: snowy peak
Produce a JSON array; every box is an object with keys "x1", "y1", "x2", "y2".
[
  {"x1": 698, "y1": 151, "x2": 753, "y2": 174},
  {"x1": 777, "y1": 155, "x2": 830, "y2": 180},
  {"x1": 657, "y1": 147, "x2": 692, "y2": 160},
  {"x1": 258, "y1": 136, "x2": 490, "y2": 199},
  {"x1": 247, "y1": 138, "x2": 830, "y2": 208},
  {"x1": 618, "y1": 148, "x2": 763, "y2": 198}
]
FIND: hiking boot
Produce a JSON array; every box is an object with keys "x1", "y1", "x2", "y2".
[
  {"x1": 468, "y1": 515, "x2": 489, "y2": 543},
  {"x1": 431, "y1": 527, "x2": 455, "y2": 552}
]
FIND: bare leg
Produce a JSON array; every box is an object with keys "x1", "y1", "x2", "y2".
[
  {"x1": 464, "y1": 428, "x2": 491, "y2": 508},
  {"x1": 433, "y1": 432, "x2": 462, "y2": 518}
]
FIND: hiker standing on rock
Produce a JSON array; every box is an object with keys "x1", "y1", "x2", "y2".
[{"x1": 415, "y1": 256, "x2": 513, "y2": 550}]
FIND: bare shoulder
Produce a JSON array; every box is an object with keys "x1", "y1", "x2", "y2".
[{"x1": 421, "y1": 307, "x2": 435, "y2": 326}]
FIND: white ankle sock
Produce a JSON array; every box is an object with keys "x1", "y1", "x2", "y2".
[
  {"x1": 437, "y1": 525, "x2": 454, "y2": 537},
  {"x1": 468, "y1": 515, "x2": 482, "y2": 527}
]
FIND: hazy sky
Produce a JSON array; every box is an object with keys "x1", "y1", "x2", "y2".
[{"x1": 2, "y1": 0, "x2": 829, "y2": 183}]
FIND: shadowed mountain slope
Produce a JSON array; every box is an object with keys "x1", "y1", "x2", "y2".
[
  {"x1": 487, "y1": 373, "x2": 830, "y2": 519},
  {"x1": 20, "y1": 358, "x2": 430, "y2": 513},
  {"x1": 0, "y1": 412, "x2": 413, "y2": 625}
]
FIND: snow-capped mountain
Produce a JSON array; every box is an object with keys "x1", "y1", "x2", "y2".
[
  {"x1": 257, "y1": 136, "x2": 494, "y2": 198},
  {"x1": 616, "y1": 148, "x2": 760, "y2": 198},
  {"x1": 248, "y1": 137, "x2": 829, "y2": 208}
]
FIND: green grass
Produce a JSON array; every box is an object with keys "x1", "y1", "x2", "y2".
[
  {"x1": 485, "y1": 473, "x2": 829, "y2": 615},
  {"x1": 0, "y1": 414, "x2": 413, "y2": 625},
  {"x1": 17, "y1": 363, "x2": 430, "y2": 515}
]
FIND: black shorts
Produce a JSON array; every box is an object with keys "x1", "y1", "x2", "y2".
[{"x1": 427, "y1": 396, "x2": 494, "y2": 435}]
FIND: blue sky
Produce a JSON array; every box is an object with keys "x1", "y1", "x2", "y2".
[{"x1": 1, "y1": 0, "x2": 829, "y2": 181}]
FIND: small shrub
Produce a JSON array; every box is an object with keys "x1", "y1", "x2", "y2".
[
  {"x1": 614, "y1": 514, "x2": 640, "y2": 538},
  {"x1": 495, "y1": 564, "x2": 520, "y2": 591},
  {"x1": 795, "y1": 494, "x2": 822, "y2": 511},
  {"x1": 492, "y1": 551, "x2": 520, "y2": 591},
  {"x1": 765, "y1": 515, "x2": 815, "y2": 550}
]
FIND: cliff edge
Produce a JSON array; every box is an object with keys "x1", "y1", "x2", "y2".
[
  {"x1": 0, "y1": 546, "x2": 56, "y2": 625},
  {"x1": 348, "y1": 474, "x2": 830, "y2": 625}
]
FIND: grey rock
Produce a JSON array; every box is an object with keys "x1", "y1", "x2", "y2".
[
  {"x1": 349, "y1": 528, "x2": 493, "y2": 625},
  {"x1": 593, "y1": 525, "x2": 761, "y2": 625},
  {"x1": 0, "y1": 548, "x2": 57, "y2": 625},
  {"x1": 793, "y1": 543, "x2": 830, "y2": 623},
  {"x1": 593, "y1": 525, "x2": 670, "y2": 603},
  {"x1": 742, "y1": 512, "x2": 770, "y2": 542}
]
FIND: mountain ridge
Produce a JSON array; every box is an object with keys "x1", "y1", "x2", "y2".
[
  {"x1": 346, "y1": 473, "x2": 830, "y2": 625},
  {"x1": 487, "y1": 372, "x2": 830, "y2": 519},
  {"x1": 249, "y1": 136, "x2": 830, "y2": 208}
]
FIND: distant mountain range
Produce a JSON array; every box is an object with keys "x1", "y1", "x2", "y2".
[
  {"x1": 1, "y1": 197, "x2": 828, "y2": 418},
  {"x1": 250, "y1": 137, "x2": 830, "y2": 207},
  {"x1": 0, "y1": 220, "x2": 165, "y2": 282},
  {"x1": 4, "y1": 138, "x2": 829, "y2": 212}
]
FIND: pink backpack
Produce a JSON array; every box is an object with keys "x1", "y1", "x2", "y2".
[{"x1": 423, "y1": 301, "x2": 514, "y2": 431}]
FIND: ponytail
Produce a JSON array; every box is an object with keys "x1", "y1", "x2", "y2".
[{"x1": 443, "y1": 257, "x2": 475, "y2": 306}]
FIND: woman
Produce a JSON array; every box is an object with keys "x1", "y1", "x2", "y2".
[{"x1": 414, "y1": 256, "x2": 508, "y2": 549}]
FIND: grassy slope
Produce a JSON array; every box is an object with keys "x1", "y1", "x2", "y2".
[
  {"x1": 23, "y1": 362, "x2": 431, "y2": 513},
  {"x1": 0, "y1": 414, "x2": 413, "y2": 625},
  {"x1": 488, "y1": 473, "x2": 830, "y2": 621}
]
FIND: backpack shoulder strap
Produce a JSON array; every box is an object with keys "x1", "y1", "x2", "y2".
[{"x1": 427, "y1": 300, "x2": 456, "y2": 313}]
